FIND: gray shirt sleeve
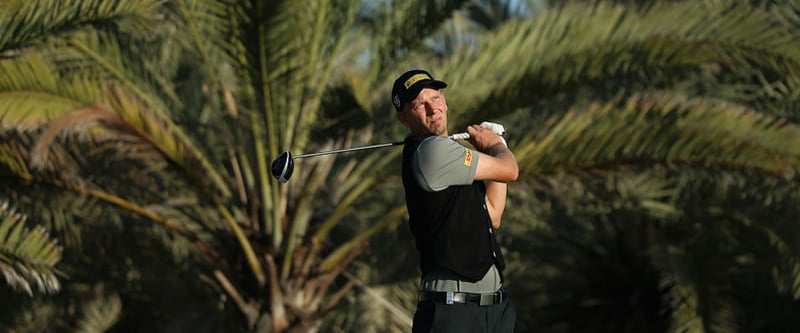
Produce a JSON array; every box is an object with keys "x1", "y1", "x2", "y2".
[{"x1": 412, "y1": 136, "x2": 479, "y2": 192}]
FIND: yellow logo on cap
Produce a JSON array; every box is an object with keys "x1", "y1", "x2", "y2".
[{"x1": 404, "y1": 73, "x2": 431, "y2": 89}]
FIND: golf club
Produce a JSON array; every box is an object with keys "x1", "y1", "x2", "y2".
[
  {"x1": 271, "y1": 123, "x2": 505, "y2": 183},
  {"x1": 271, "y1": 133, "x2": 478, "y2": 183}
]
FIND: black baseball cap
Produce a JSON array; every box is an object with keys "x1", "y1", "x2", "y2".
[{"x1": 391, "y1": 69, "x2": 448, "y2": 111}]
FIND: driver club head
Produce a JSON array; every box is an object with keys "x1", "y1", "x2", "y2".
[{"x1": 271, "y1": 151, "x2": 294, "y2": 183}]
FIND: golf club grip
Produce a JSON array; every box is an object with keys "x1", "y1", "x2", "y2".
[{"x1": 449, "y1": 132, "x2": 470, "y2": 140}]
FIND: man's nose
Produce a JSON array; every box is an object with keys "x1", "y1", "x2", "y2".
[{"x1": 425, "y1": 103, "x2": 436, "y2": 114}]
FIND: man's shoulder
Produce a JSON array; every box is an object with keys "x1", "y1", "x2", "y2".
[
  {"x1": 412, "y1": 136, "x2": 478, "y2": 191},
  {"x1": 417, "y1": 135, "x2": 460, "y2": 155}
]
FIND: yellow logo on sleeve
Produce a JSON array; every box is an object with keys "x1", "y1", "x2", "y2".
[{"x1": 464, "y1": 148, "x2": 472, "y2": 166}]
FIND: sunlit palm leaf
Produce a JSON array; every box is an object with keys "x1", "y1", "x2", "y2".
[
  {"x1": 439, "y1": 2, "x2": 800, "y2": 125},
  {"x1": 1, "y1": 1, "x2": 234, "y2": 195},
  {"x1": 4, "y1": 0, "x2": 799, "y2": 331},
  {"x1": 0, "y1": 201, "x2": 62, "y2": 296},
  {"x1": 515, "y1": 94, "x2": 800, "y2": 177},
  {"x1": 75, "y1": 290, "x2": 123, "y2": 333},
  {"x1": 0, "y1": 0, "x2": 163, "y2": 53},
  {"x1": 0, "y1": 55, "x2": 102, "y2": 128}
]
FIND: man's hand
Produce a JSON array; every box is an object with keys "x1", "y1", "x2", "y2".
[
  {"x1": 480, "y1": 121, "x2": 507, "y2": 147},
  {"x1": 467, "y1": 122, "x2": 509, "y2": 153},
  {"x1": 466, "y1": 125, "x2": 505, "y2": 153},
  {"x1": 479, "y1": 121, "x2": 506, "y2": 137}
]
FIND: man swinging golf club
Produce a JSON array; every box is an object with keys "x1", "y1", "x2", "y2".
[{"x1": 393, "y1": 69, "x2": 518, "y2": 332}]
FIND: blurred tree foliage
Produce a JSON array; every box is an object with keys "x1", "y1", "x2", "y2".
[{"x1": 1, "y1": 0, "x2": 799, "y2": 332}]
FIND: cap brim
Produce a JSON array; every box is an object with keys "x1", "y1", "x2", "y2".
[
  {"x1": 404, "y1": 80, "x2": 448, "y2": 103},
  {"x1": 428, "y1": 80, "x2": 447, "y2": 89}
]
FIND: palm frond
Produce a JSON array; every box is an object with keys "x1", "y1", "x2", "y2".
[
  {"x1": 253, "y1": 0, "x2": 361, "y2": 152},
  {"x1": 515, "y1": 94, "x2": 800, "y2": 178},
  {"x1": 319, "y1": 206, "x2": 406, "y2": 272},
  {"x1": 666, "y1": 278, "x2": 704, "y2": 333},
  {"x1": 0, "y1": 0, "x2": 164, "y2": 54},
  {"x1": 731, "y1": 74, "x2": 800, "y2": 121},
  {"x1": 0, "y1": 130, "x2": 34, "y2": 178},
  {"x1": 75, "y1": 289, "x2": 123, "y2": 333},
  {"x1": 506, "y1": 165, "x2": 800, "y2": 332},
  {"x1": 172, "y1": 0, "x2": 236, "y2": 75},
  {"x1": 775, "y1": 260, "x2": 800, "y2": 301},
  {"x1": 437, "y1": 1, "x2": 800, "y2": 125},
  {"x1": 0, "y1": 201, "x2": 62, "y2": 296},
  {"x1": 338, "y1": 272, "x2": 415, "y2": 333},
  {"x1": 0, "y1": 55, "x2": 104, "y2": 129},
  {"x1": 366, "y1": 0, "x2": 469, "y2": 64}
]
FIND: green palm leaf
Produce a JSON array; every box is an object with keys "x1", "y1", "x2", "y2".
[
  {"x1": 4, "y1": 0, "x2": 800, "y2": 331},
  {"x1": 439, "y1": 2, "x2": 800, "y2": 125},
  {"x1": 0, "y1": 0, "x2": 163, "y2": 53},
  {"x1": 0, "y1": 201, "x2": 62, "y2": 296},
  {"x1": 516, "y1": 94, "x2": 800, "y2": 177},
  {"x1": 75, "y1": 289, "x2": 123, "y2": 333},
  {"x1": 0, "y1": 55, "x2": 101, "y2": 128}
]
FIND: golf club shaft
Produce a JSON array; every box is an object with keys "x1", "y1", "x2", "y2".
[
  {"x1": 293, "y1": 141, "x2": 404, "y2": 159},
  {"x1": 292, "y1": 132, "x2": 471, "y2": 159}
]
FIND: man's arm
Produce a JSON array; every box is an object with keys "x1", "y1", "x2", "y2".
[{"x1": 467, "y1": 125, "x2": 519, "y2": 229}]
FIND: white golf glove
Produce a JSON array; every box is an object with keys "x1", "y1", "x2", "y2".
[
  {"x1": 480, "y1": 121, "x2": 507, "y2": 147},
  {"x1": 479, "y1": 121, "x2": 506, "y2": 136}
]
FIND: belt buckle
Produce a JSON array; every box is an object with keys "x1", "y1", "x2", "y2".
[{"x1": 445, "y1": 291, "x2": 454, "y2": 305}]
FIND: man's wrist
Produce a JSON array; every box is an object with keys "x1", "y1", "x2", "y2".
[{"x1": 487, "y1": 142, "x2": 510, "y2": 156}]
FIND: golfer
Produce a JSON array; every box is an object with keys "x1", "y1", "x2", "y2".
[{"x1": 392, "y1": 69, "x2": 519, "y2": 332}]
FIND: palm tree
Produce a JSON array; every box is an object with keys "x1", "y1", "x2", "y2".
[
  {"x1": 0, "y1": 0, "x2": 486, "y2": 331},
  {"x1": 458, "y1": 2, "x2": 800, "y2": 330},
  {"x1": 327, "y1": 1, "x2": 800, "y2": 332},
  {"x1": 3, "y1": 0, "x2": 800, "y2": 332}
]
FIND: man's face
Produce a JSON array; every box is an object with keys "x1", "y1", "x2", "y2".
[{"x1": 396, "y1": 87, "x2": 448, "y2": 137}]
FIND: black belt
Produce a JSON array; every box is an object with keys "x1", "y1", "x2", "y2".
[{"x1": 418, "y1": 290, "x2": 506, "y2": 306}]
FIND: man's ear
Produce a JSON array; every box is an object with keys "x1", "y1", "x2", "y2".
[{"x1": 396, "y1": 111, "x2": 409, "y2": 127}]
